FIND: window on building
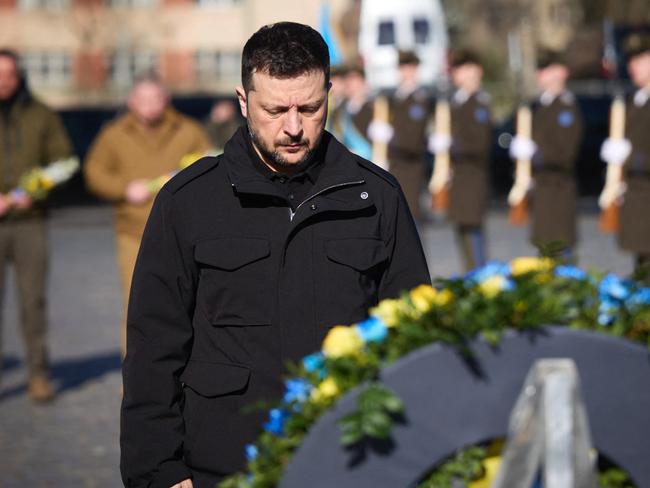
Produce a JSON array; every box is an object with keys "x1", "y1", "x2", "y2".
[
  {"x1": 22, "y1": 52, "x2": 72, "y2": 87},
  {"x1": 18, "y1": 0, "x2": 70, "y2": 9},
  {"x1": 110, "y1": 50, "x2": 158, "y2": 87},
  {"x1": 378, "y1": 21, "x2": 395, "y2": 46},
  {"x1": 195, "y1": 50, "x2": 240, "y2": 85},
  {"x1": 194, "y1": 0, "x2": 244, "y2": 7},
  {"x1": 109, "y1": 0, "x2": 157, "y2": 7},
  {"x1": 413, "y1": 18, "x2": 430, "y2": 44}
]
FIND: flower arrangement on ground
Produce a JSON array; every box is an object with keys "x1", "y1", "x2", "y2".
[{"x1": 219, "y1": 257, "x2": 650, "y2": 488}]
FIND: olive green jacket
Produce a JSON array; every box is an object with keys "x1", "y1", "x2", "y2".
[{"x1": 0, "y1": 90, "x2": 73, "y2": 218}]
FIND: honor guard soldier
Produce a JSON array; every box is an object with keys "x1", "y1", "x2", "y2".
[
  {"x1": 509, "y1": 50, "x2": 583, "y2": 257},
  {"x1": 368, "y1": 50, "x2": 433, "y2": 223},
  {"x1": 340, "y1": 64, "x2": 374, "y2": 160},
  {"x1": 429, "y1": 49, "x2": 492, "y2": 271},
  {"x1": 600, "y1": 33, "x2": 650, "y2": 279}
]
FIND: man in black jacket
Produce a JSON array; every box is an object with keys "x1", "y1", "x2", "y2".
[{"x1": 120, "y1": 22, "x2": 430, "y2": 488}]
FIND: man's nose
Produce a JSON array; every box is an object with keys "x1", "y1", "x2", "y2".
[{"x1": 283, "y1": 109, "x2": 302, "y2": 137}]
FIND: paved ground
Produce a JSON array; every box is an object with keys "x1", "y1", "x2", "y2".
[{"x1": 0, "y1": 203, "x2": 635, "y2": 487}]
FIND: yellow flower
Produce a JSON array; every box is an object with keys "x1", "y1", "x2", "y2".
[
  {"x1": 433, "y1": 289, "x2": 454, "y2": 306},
  {"x1": 369, "y1": 298, "x2": 403, "y2": 327},
  {"x1": 410, "y1": 284, "x2": 438, "y2": 313},
  {"x1": 310, "y1": 377, "x2": 339, "y2": 403},
  {"x1": 479, "y1": 275, "x2": 507, "y2": 299},
  {"x1": 322, "y1": 326, "x2": 363, "y2": 358},
  {"x1": 510, "y1": 257, "x2": 553, "y2": 276},
  {"x1": 41, "y1": 177, "x2": 55, "y2": 190},
  {"x1": 179, "y1": 152, "x2": 203, "y2": 169},
  {"x1": 468, "y1": 455, "x2": 502, "y2": 488}
]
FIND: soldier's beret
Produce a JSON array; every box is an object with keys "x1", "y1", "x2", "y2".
[
  {"x1": 624, "y1": 32, "x2": 650, "y2": 59},
  {"x1": 398, "y1": 50, "x2": 420, "y2": 66},
  {"x1": 536, "y1": 49, "x2": 567, "y2": 69},
  {"x1": 450, "y1": 48, "x2": 482, "y2": 68}
]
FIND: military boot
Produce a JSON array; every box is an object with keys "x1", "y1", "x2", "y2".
[{"x1": 28, "y1": 375, "x2": 54, "y2": 403}]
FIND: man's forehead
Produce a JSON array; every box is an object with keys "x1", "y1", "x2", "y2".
[{"x1": 249, "y1": 70, "x2": 327, "y2": 104}]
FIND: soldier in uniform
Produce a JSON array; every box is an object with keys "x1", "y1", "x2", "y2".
[
  {"x1": 340, "y1": 64, "x2": 374, "y2": 159},
  {"x1": 600, "y1": 33, "x2": 650, "y2": 278},
  {"x1": 326, "y1": 65, "x2": 348, "y2": 139},
  {"x1": 430, "y1": 49, "x2": 492, "y2": 271},
  {"x1": 509, "y1": 50, "x2": 583, "y2": 257},
  {"x1": 369, "y1": 50, "x2": 432, "y2": 222}
]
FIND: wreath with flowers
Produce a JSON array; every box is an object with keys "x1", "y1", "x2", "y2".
[{"x1": 219, "y1": 257, "x2": 650, "y2": 488}]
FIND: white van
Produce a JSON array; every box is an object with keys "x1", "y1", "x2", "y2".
[{"x1": 358, "y1": 0, "x2": 448, "y2": 90}]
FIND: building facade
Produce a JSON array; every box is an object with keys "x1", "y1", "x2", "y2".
[{"x1": 0, "y1": 0, "x2": 342, "y2": 107}]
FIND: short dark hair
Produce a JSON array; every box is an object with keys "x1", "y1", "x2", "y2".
[{"x1": 241, "y1": 22, "x2": 330, "y2": 93}]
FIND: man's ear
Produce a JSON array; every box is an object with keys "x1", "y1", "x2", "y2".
[{"x1": 235, "y1": 86, "x2": 248, "y2": 118}]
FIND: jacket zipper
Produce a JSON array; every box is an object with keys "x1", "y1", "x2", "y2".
[{"x1": 289, "y1": 179, "x2": 365, "y2": 221}]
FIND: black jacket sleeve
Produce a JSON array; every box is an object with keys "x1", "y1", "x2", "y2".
[
  {"x1": 378, "y1": 186, "x2": 431, "y2": 298},
  {"x1": 120, "y1": 188, "x2": 196, "y2": 488}
]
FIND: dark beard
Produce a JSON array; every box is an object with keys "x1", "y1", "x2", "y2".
[{"x1": 248, "y1": 126, "x2": 314, "y2": 169}]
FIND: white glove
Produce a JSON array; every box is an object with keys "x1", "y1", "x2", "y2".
[
  {"x1": 427, "y1": 133, "x2": 452, "y2": 155},
  {"x1": 598, "y1": 163, "x2": 626, "y2": 209},
  {"x1": 507, "y1": 173, "x2": 532, "y2": 206},
  {"x1": 600, "y1": 138, "x2": 632, "y2": 166},
  {"x1": 509, "y1": 136, "x2": 537, "y2": 161},
  {"x1": 367, "y1": 121, "x2": 394, "y2": 144}
]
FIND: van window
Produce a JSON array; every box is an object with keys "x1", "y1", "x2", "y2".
[
  {"x1": 413, "y1": 18, "x2": 430, "y2": 44},
  {"x1": 378, "y1": 21, "x2": 396, "y2": 46}
]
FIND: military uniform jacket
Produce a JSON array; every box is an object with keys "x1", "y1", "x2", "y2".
[
  {"x1": 530, "y1": 92, "x2": 583, "y2": 246},
  {"x1": 0, "y1": 88, "x2": 73, "y2": 219},
  {"x1": 387, "y1": 88, "x2": 433, "y2": 219},
  {"x1": 448, "y1": 91, "x2": 493, "y2": 227},
  {"x1": 620, "y1": 92, "x2": 650, "y2": 254},
  {"x1": 120, "y1": 128, "x2": 431, "y2": 488}
]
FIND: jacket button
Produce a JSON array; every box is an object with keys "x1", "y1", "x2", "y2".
[{"x1": 310, "y1": 203, "x2": 317, "y2": 211}]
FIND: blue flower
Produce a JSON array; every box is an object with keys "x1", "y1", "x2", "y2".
[
  {"x1": 555, "y1": 265, "x2": 587, "y2": 281},
  {"x1": 283, "y1": 378, "x2": 313, "y2": 404},
  {"x1": 263, "y1": 408, "x2": 288, "y2": 436},
  {"x1": 302, "y1": 353, "x2": 325, "y2": 375},
  {"x1": 466, "y1": 261, "x2": 511, "y2": 283},
  {"x1": 599, "y1": 274, "x2": 631, "y2": 301},
  {"x1": 356, "y1": 316, "x2": 388, "y2": 343},
  {"x1": 245, "y1": 444, "x2": 258, "y2": 462},
  {"x1": 628, "y1": 288, "x2": 650, "y2": 308}
]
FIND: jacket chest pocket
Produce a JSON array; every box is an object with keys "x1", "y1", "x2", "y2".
[
  {"x1": 194, "y1": 237, "x2": 274, "y2": 326},
  {"x1": 318, "y1": 237, "x2": 389, "y2": 325}
]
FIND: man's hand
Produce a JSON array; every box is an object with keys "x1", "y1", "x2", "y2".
[
  {"x1": 0, "y1": 193, "x2": 12, "y2": 217},
  {"x1": 125, "y1": 179, "x2": 153, "y2": 205},
  {"x1": 170, "y1": 479, "x2": 193, "y2": 488},
  {"x1": 11, "y1": 191, "x2": 33, "y2": 211}
]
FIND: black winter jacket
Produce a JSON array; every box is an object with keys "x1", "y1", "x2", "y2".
[{"x1": 120, "y1": 128, "x2": 430, "y2": 488}]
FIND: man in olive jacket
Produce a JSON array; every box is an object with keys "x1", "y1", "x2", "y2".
[
  {"x1": 120, "y1": 22, "x2": 430, "y2": 488},
  {"x1": 0, "y1": 49, "x2": 74, "y2": 402}
]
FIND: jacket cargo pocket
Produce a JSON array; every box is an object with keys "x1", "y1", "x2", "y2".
[
  {"x1": 180, "y1": 359, "x2": 251, "y2": 397},
  {"x1": 194, "y1": 237, "x2": 273, "y2": 326},
  {"x1": 319, "y1": 237, "x2": 389, "y2": 324}
]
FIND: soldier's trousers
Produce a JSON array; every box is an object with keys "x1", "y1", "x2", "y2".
[
  {"x1": 455, "y1": 225, "x2": 486, "y2": 273},
  {"x1": 116, "y1": 232, "x2": 141, "y2": 357},
  {"x1": 0, "y1": 217, "x2": 48, "y2": 381}
]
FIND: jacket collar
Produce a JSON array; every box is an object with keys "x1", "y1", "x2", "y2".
[
  {"x1": 223, "y1": 127, "x2": 366, "y2": 201},
  {"x1": 122, "y1": 107, "x2": 182, "y2": 147}
]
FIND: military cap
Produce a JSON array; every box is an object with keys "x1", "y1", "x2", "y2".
[
  {"x1": 398, "y1": 50, "x2": 420, "y2": 66},
  {"x1": 536, "y1": 49, "x2": 567, "y2": 69},
  {"x1": 330, "y1": 64, "x2": 350, "y2": 78},
  {"x1": 345, "y1": 62, "x2": 365, "y2": 78},
  {"x1": 449, "y1": 48, "x2": 482, "y2": 68},
  {"x1": 624, "y1": 32, "x2": 650, "y2": 59}
]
